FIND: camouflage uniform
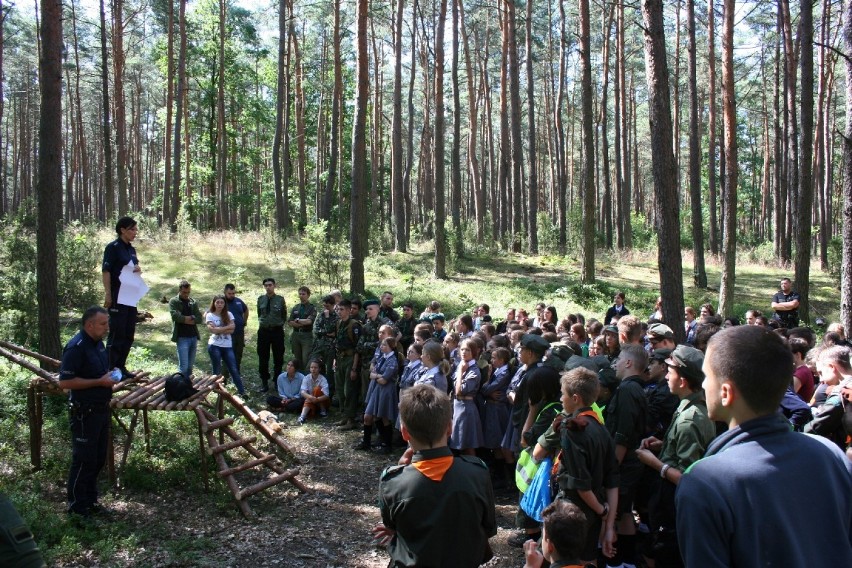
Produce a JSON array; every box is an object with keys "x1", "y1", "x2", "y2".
[
  {"x1": 310, "y1": 308, "x2": 339, "y2": 396},
  {"x1": 335, "y1": 318, "x2": 362, "y2": 421}
]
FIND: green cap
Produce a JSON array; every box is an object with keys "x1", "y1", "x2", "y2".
[{"x1": 665, "y1": 345, "x2": 705, "y2": 383}]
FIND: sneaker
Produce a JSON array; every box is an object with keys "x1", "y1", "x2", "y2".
[
  {"x1": 353, "y1": 441, "x2": 372, "y2": 451},
  {"x1": 338, "y1": 419, "x2": 357, "y2": 431},
  {"x1": 297, "y1": 416, "x2": 306, "y2": 425},
  {"x1": 254, "y1": 385, "x2": 269, "y2": 393},
  {"x1": 507, "y1": 531, "x2": 540, "y2": 548},
  {"x1": 319, "y1": 409, "x2": 328, "y2": 418}
]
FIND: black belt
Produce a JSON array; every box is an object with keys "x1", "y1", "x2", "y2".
[
  {"x1": 259, "y1": 325, "x2": 283, "y2": 330},
  {"x1": 69, "y1": 401, "x2": 111, "y2": 414}
]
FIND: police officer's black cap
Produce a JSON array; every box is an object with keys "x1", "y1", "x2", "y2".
[{"x1": 520, "y1": 334, "x2": 550, "y2": 355}]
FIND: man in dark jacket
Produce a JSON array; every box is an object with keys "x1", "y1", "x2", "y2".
[{"x1": 677, "y1": 326, "x2": 852, "y2": 567}]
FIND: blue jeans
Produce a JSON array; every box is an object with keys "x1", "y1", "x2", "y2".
[
  {"x1": 208, "y1": 344, "x2": 245, "y2": 395},
  {"x1": 176, "y1": 336, "x2": 198, "y2": 377}
]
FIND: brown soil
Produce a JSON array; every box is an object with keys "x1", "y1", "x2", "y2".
[{"x1": 64, "y1": 403, "x2": 526, "y2": 567}]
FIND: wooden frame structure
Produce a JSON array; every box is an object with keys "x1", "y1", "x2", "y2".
[{"x1": 0, "y1": 340, "x2": 310, "y2": 518}]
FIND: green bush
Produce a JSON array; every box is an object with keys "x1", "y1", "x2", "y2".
[{"x1": 301, "y1": 221, "x2": 349, "y2": 291}]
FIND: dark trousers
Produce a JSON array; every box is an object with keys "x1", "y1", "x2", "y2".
[
  {"x1": 257, "y1": 326, "x2": 285, "y2": 389},
  {"x1": 67, "y1": 408, "x2": 110, "y2": 514},
  {"x1": 266, "y1": 395, "x2": 304, "y2": 413},
  {"x1": 232, "y1": 329, "x2": 245, "y2": 371},
  {"x1": 107, "y1": 304, "x2": 137, "y2": 372}
]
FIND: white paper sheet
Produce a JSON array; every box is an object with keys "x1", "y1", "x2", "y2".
[{"x1": 116, "y1": 261, "x2": 149, "y2": 307}]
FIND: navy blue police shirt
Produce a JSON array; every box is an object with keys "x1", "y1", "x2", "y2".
[
  {"x1": 226, "y1": 297, "x2": 248, "y2": 333},
  {"x1": 59, "y1": 330, "x2": 111, "y2": 405},
  {"x1": 102, "y1": 238, "x2": 138, "y2": 305}
]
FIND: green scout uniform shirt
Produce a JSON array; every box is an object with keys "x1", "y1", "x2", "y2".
[
  {"x1": 396, "y1": 315, "x2": 416, "y2": 347},
  {"x1": 378, "y1": 446, "x2": 497, "y2": 567},
  {"x1": 257, "y1": 294, "x2": 286, "y2": 328},
  {"x1": 335, "y1": 319, "x2": 362, "y2": 355},
  {"x1": 288, "y1": 301, "x2": 317, "y2": 331},
  {"x1": 169, "y1": 295, "x2": 203, "y2": 342},
  {"x1": 658, "y1": 391, "x2": 715, "y2": 472}
]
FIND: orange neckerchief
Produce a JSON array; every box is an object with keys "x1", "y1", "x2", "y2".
[{"x1": 412, "y1": 456, "x2": 455, "y2": 482}]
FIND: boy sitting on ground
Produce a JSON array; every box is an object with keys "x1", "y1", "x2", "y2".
[{"x1": 372, "y1": 384, "x2": 497, "y2": 567}]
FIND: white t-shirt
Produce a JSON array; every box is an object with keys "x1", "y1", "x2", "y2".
[
  {"x1": 300, "y1": 374, "x2": 330, "y2": 397},
  {"x1": 206, "y1": 311, "x2": 234, "y2": 348}
]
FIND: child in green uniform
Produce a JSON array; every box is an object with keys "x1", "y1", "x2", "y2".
[{"x1": 373, "y1": 384, "x2": 496, "y2": 567}]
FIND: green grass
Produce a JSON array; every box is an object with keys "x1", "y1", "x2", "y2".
[{"x1": 0, "y1": 227, "x2": 841, "y2": 564}]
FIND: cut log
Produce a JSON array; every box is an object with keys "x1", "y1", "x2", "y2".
[
  {"x1": 237, "y1": 468, "x2": 300, "y2": 500},
  {"x1": 208, "y1": 436, "x2": 257, "y2": 455},
  {"x1": 217, "y1": 454, "x2": 277, "y2": 477}
]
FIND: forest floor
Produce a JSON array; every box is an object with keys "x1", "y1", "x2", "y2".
[
  {"x1": 34, "y1": 399, "x2": 527, "y2": 567},
  {"x1": 0, "y1": 228, "x2": 841, "y2": 566}
]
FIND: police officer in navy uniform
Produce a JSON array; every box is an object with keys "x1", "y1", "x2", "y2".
[
  {"x1": 101, "y1": 216, "x2": 141, "y2": 379},
  {"x1": 60, "y1": 306, "x2": 115, "y2": 518}
]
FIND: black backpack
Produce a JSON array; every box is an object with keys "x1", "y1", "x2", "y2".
[{"x1": 165, "y1": 372, "x2": 198, "y2": 402}]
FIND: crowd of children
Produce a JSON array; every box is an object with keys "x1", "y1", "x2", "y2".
[{"x1": 264, "y1": 289, "x2": 852, "y2": 567}]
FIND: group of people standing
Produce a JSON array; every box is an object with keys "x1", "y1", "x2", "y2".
[{"x1": 56, "y1": 219, "x2": 851, "y2": 567}]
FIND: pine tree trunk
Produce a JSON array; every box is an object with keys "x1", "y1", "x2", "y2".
[
  {"x1": 718, "y1": 0, "x2": 738, "y2": 318},
  {"x1": 526, "y1": 0, "x2": 538, "y2": 254},
  {"x1": 687, "y1": 0, "x2": 707, "y2": 288},
  {"x1": 555, "y1": 0, "x2": 567, "y2": 255},
  {"x1": 506, "y1": 0, "x2": 523, "y2": 252},
  {"x1": 434, "y1": 0, "x2": 448, "y2": 278},
  {"x1": 391, "y1": 0, "x2": 406, "y2": 251},
  {"x1": 459, "y1": 0, "x2": 483, "y2": 244},
  {"x1": 113, "y1": 0, "x2": 129, "y2": 216},
  {"x1": 216, "y1": 0, "x2": 228, "y2": 229},
  {"x1": 403, "y1": 0, "x2": 417, "y2": 245},
  {"x1": 841, "y1": 0, "x2": 852, "y2": 333},
  {"x1": 579, "y1": 0, "x2": 595, "y2": 282},
  {"x1": 322, "y1": 2, "x2": 342, "y2": 225},
  {"x1": 794, "y1": 0, "x2": 813, "y2": 323},
  {"x1": 350, "y1": 0, "x2": 369, "y2": 292},
  {"x1": 451, "y1": 0, "x2": 463, "y2": 257},
  {"x1": 170, "y1": 0, "x2": 186, "y2": 232},
  {"x1": 619, "y1": 1, "x2": 632, "y2": 248},
  {"x1": 37, "y1": 0, "x2": 62, "y2": 360},
  {"x1": 707, "y1": 0, "x2": 718, "y2": 255},
  {"x1": 642, "y1": 0, "x2": 685, "y2": 341},
  {"x1": 100, "y1": 0, "x2": 115, "y2": 220}
]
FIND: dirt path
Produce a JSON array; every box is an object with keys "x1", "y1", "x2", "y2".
[{"x1": 77, "y1": 404, "x2": 525, "y2": 567}]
